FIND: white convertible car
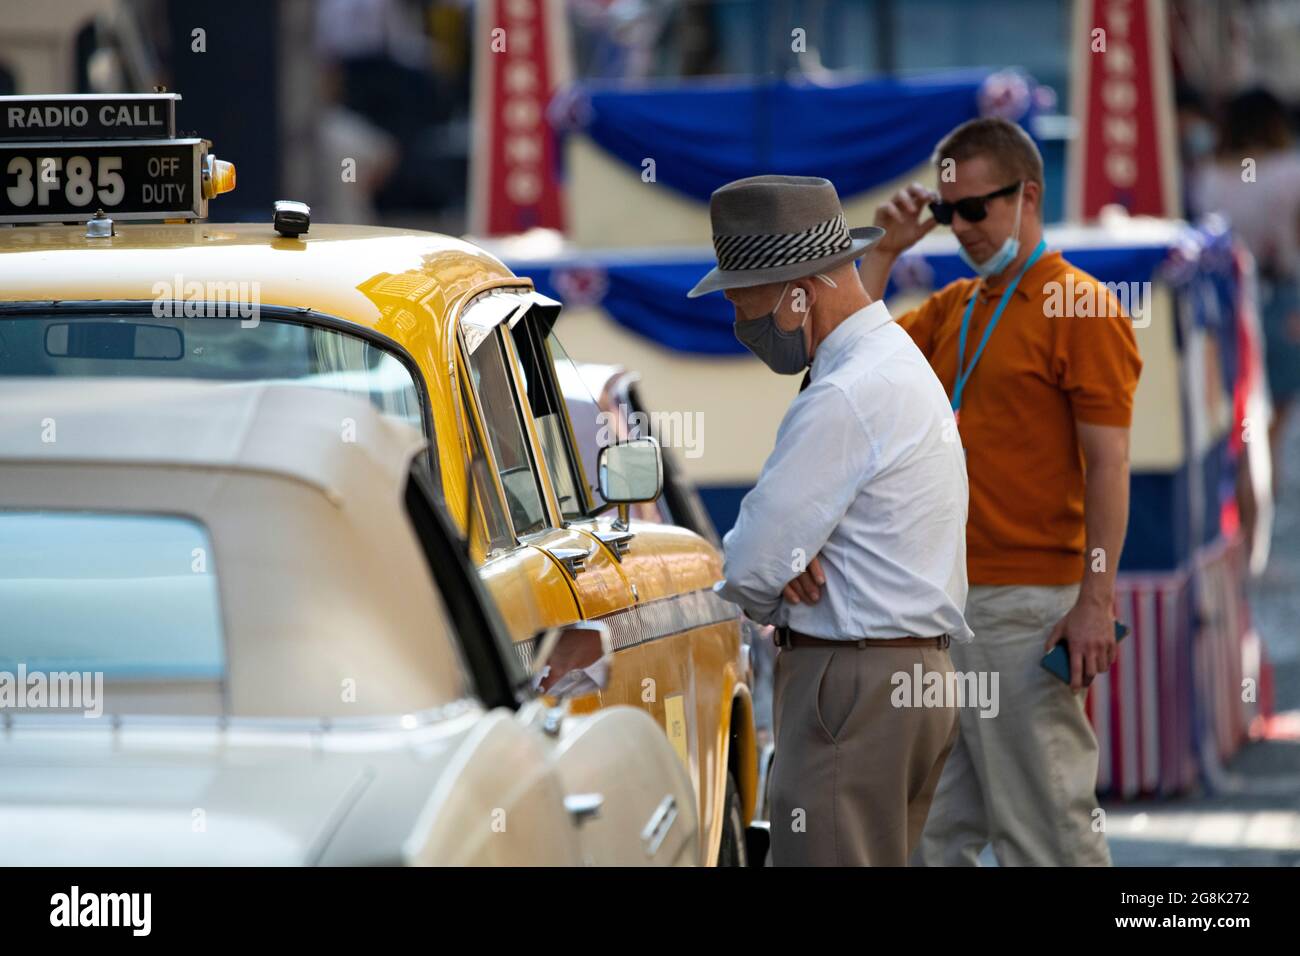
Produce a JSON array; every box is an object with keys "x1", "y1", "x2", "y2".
[{"x1": 0, "y1": 378, "x2": 698, "y2": 866}]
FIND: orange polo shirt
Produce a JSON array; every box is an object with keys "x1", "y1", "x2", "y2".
[{"x1": 897, "y1": 249, "x2": 1142, "y2": 586}]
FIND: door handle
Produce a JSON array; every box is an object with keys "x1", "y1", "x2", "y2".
[
  {"x1": 550, "y1": 547, "x2": 587, "y2": 575},
  {"x1": 564, "y1": 792, "x2": 604, "y2": 825}
]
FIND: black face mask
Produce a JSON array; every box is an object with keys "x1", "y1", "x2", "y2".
[{"x1": 732, "y1": 274, "x2": 837, "y2": 375}]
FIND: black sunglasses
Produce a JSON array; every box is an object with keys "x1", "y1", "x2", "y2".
[{"x1": 928, "y1": 182, "x2": 1021, "y2": 225}]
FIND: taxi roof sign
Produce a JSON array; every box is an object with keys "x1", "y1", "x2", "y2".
[
  {"x1": 0, "y1": 94, "x2": 232, "y2": 224},
  {"x1": 0, "y1": 93, "x2": 178, "y2": 142},
  {"x1": 0, "y1": 139, "x2": 207, "y2": 223}
]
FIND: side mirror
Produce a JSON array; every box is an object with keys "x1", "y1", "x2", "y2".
[
  {"x1": 597, "y1": 436, "x2": 663, "y2": 504},
  {"x1": 531, "y1": 621, "x2": 613, "y2": 700}
]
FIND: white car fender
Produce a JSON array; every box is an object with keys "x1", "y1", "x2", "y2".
[
  {"x1": 402, "y1": 707, "x2": 581, "y2": 866},
  {"x1": 550, "y1": 704, "x2": 700, "y2": 866}
]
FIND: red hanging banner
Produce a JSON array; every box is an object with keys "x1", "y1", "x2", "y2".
[
  {"x1": 1066, "y1": 0, "x2": 1181, "y2": 221},
  {"x1": 469, "y1": 0, "x2": 569, "y2": 236}
]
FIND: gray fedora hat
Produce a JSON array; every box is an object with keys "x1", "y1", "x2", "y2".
[{"x1": 687, "y1": 174, "x2": 884, "y2": 298}]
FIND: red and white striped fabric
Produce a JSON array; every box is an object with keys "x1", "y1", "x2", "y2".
[
  {"x1": 1088, "y1": 533, "x2": 1268, "y2": 799},
  {"x1": 1088, "y1": 568, "x2": 1196, "y2": 798}
]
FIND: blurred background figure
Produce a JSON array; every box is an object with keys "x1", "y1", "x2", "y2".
[
  {"x1": 1175, "y1": 85, "x2": 1216, "y2": 219},
  {"x1": 315, "y1": 0, "x2": 470, "y2": 224},
  {"x1": 569, "y1": 0, "x2": 675, "y2": 79},
  {"x1": 1196, "y1": 88, "x2": 1300, "y2": 491},
  {"x1": 315, "y1": 62, "x2": 400, "y2": 224}
]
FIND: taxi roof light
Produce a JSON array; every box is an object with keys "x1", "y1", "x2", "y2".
[{"x1": 202, "y1": 156, "x2": 236, "y2": 199}]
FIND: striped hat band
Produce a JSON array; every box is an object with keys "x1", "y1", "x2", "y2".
[{"x1": 712, "y1": 213, "x2": 854, "y2": 273}]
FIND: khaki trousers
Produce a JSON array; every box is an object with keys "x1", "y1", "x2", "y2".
[
  {"x1": 913, "y1": 584, "x2": 1112, "y2": 867},
  {"x1": 770, "y1": 642, "x2": 958, "y2": 866}
]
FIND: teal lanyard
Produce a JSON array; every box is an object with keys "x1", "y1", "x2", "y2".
[{"x1": 951, "y1": 238, "x2": 1047, "y2": 414}]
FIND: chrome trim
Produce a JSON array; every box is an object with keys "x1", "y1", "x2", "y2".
[
  {"x1": 641, "y1": 794, "x2": 678, "y2": 857},
  {"x1": 542, "y1": 706, "x2": 564, "y2": 737},
  {"x1": 510, "y1": 586, "x2": 739, "y2": 679},
  {"x1": 592, "y1": 528, "x2": 635, "y2": 560},
  {"x1": 602, "y1": 608, "x2": 643, "y2": 653},
  {"x1": 549, "y1": 546, "x2": 588, "y2": 575},
  {"x1": 84, "y1": 212, "x2": 114, "y2": 238},
  {"x1": 457, "y1": 287, "x2": 559, "y2": 354},
  {"x1": 514, "y1": 640, "x2": 536, "y2": 673},
  {"x1": 564, "y1": 792, "x2": 604, "y2": 825},
  {"x1": 601, "y1": 587, "x2": 739, "y2": 653},
  {"x1": 0, "y1": 697, "x2": 480, "y2": 735}
]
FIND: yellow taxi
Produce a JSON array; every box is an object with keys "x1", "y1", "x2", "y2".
[{"x1": 0, "y1": 93, "x2": 758, "y2": 865}]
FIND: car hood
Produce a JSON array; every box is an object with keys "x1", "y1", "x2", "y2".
[{"x1": 0, "y1": 715, "x2": 477, "y2": 865}]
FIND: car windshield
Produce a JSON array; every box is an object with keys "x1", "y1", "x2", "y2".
[{"x1": 0, "y1": 311, "x2": 423, "y2": 433}]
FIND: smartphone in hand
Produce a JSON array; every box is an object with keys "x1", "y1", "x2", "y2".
[{"x1": 1041, "y1": 621, "x2": 1129, "y2": 684}]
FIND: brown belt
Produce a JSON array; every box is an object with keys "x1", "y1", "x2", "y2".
[{"x1": 774, "y1": 626, "x2": 951, "y2": 650}]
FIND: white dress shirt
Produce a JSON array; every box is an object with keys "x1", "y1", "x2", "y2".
[{"x1": 716, "y1": 300, "x2": 973, "y2": 642}]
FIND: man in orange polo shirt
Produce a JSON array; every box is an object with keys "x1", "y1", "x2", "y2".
[{"x1": 858, "y1": 118, "x2": 1142, "y2": 865}]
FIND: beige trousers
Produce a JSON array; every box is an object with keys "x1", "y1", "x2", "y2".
[
  {"x1": 913, "y1": 584, "x2": 1112, "y2": 867},
  {"x1": 770, "y1": 642, "x2": 958, "y2": 866}
]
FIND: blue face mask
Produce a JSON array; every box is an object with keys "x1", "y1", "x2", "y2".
[{"x1": 958, "y1": 183, "x2": 1025, "y2": 278}]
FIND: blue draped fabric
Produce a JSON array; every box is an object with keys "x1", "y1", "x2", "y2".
[
  {"x1": 517, "y1": 240, "x2": 1179, "y2": 357},
  {"x1": 571, "y1": 70, "x2": 994, "y2": 202},
  {"x1": 528, "y1": 260, "x2": 748, "y2": 355}
]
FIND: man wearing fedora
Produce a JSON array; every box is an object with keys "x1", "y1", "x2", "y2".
[{"x1": 691, "y1": 175, "x2": 973, "y2": 866}]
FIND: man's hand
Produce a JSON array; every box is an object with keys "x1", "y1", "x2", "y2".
[
  {"x1": 1043, "y1": 597, "x2": 1118, "y2": 691},
  {"x1": 783, "y1": 555, "x2": 826, "y2": 605},
  {"x1": 872, "y1": 182, "x2": 940, "y2": 257},
  {"x1": 859, "y1": 182, "x2": 940, "y2": 298}
]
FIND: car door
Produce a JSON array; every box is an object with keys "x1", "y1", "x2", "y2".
[
  {"x1": 455, "y1": 291, "x2": 731, "y2": 862},
  {"x1": 501, "y1": 313, "x2": 704, "y2": 779},
  {"x1": 516, "y1": 330, "x2": 757, "y2": 863},
  {"x1": 455, "y1": 314, "x2": 585, "y2": 644},
  {"x1": 495, "y1": 317, "x2": 642, "y2": 618},
  {"x1": 458, "y1": 305, "x2": 640, "y2": 637}
]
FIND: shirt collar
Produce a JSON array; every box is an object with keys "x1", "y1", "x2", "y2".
[
  {"x1": 810, "y1": 299, "x2": 892, "y2": 380},
  {"x1": 977, "y1": 248, "x2": 1061, "y2": 302}
]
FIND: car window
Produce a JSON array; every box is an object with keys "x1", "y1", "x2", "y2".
[
  {"x1": 558, "y1": 367, "x2": 604, "y2": 503},
  {"x1": 0, "y1": 309, "x2": 426, "y2": 433},
  {"x1": 0, "y1": 511, "x2": 224, "y2": 681},
  {"x1": 459, "y1": 376, "x2": 515, "y2": 553},
  {"x1": 466, "y1": 328, "x2": 547, "y2": 536},
  {"x1": 510, "y1": 321, "x2": 590, "y2": 520}
]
